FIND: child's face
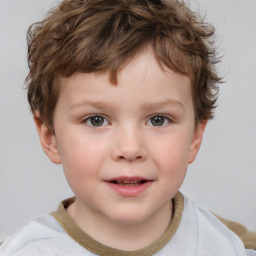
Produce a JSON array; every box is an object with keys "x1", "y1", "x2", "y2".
[{"x1": 37, "y1": 48, "x2": 205, "y2": 226}]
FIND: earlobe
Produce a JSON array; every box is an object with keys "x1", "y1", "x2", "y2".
[
  {"x1": 34, "y1": 115, "x2": 61, "y2": 164},
  {"x1": 188, "y1": 121, "x2": 207, "y2": 164}
]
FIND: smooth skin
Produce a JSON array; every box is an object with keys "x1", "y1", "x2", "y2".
[{"x1": 35, "y1": 48, "x2": 206, "y2": 251}]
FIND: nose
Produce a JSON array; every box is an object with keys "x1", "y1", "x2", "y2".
[{"x1": 111, "y1": 127, "x2": 146, "y2": 162}]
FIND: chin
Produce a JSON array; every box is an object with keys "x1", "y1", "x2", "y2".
[{"x1": 106, "y1": 207, "x2": 152, "y2": 225}]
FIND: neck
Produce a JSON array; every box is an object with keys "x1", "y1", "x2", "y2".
[{"x1": 66, "y1": 199, "x2": 173, "y2": 251}]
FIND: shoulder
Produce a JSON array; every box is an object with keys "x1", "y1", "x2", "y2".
[
  {"x1": 213, "y1": 213, "x2": 256, "y2": 251},
  {"x1": 0, "y1": 214, "x2": 92, "y2": 256},
  {"x1": 0, "y1": 214, "x2": 60, "y2": 255},
  {"x1": 182, "y1": 195, "x2": 256, "y2": 255}
]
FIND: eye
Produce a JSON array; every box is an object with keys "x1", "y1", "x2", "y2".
[
  {"x1": 147, "y1": 115, "x2": 171, "y2": 126},
  {"x1": 84, "y1": 115, "x2": 109, "y2": 127}
]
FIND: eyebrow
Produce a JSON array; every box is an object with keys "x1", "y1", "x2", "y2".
[
  {"x1": 141, "y1": 99, "x2": 184, "y2": 111},
  {"x1": 70, "y1": 99, "x2": 184, "y2": 111},
  {"x1": 70, "y1": 100, "x2": 118, "y2": 110}
]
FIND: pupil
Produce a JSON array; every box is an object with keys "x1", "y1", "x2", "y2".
[
  {"x1": 91, "y1": 116, "x2": 104, "y2": 126},
  {"x1": 152, "y1": 116, "x2": 164, "y2": 126}
]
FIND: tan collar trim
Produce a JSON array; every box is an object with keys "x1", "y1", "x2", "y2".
[{"x1": 50, "y1": 192, "x2": 184, "y2": 256}]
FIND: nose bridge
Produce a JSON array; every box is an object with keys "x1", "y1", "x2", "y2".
[{"x1": 112, "y1": 123, "x2": 146, "y2": 162}]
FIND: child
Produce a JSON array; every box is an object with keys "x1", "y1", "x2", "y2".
[{"x1": 0, "y1": 0, "x2": 255, "y2": 255}]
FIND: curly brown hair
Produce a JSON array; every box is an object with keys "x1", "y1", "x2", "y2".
[{"x1": 26, "y1": 0, "x2": 221, "y2": 130}]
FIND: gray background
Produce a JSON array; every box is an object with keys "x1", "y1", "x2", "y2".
[{"x1": 0, "y1": 0, "x2": 255, "y2": 240}]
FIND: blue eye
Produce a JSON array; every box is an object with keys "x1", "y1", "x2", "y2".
[
  {"x1": 84, "y1": 115, "x2": 109, "y2": 127},
  {"x1": 147, "y1": 115, "x2": 171, "y2": 126}
]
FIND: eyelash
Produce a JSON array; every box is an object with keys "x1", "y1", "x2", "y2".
[{"x1": 81, "y1": 114, "x2": 172, "y2": 127}]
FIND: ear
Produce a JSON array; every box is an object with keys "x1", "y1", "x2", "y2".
[
  {"x1": 34, "y1": 114, "x2": 61, "y2": 164},
  {"x1": 188, "y1": 121, "x2": 207, "y2": 164}
]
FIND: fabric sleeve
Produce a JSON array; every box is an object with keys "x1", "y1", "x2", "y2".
[{"x1": 214, "y1": 214, "x2": 256, "y2": 250}]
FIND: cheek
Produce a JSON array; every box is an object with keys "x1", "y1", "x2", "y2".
[
  {"x1": 57, "y1": 133, "x2": 109, "y2": 181},
  {"x1": 154, "y1": 144, "x2": 188, "y2": 196},
  {"x1": 149, "y1": 133, "x2": 191, "y2": 176}
]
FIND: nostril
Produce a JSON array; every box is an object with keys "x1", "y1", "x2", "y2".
[
  {"x1": 112, "y1": 145, "x2": 146, "y2": 162},
  {"x1": 117, "y1": 155, "x2": 143, "y2": 161}
]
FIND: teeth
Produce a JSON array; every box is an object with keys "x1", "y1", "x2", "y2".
[
  {"x1": 120, "y1": 180, "x2": 139, "y2": 184},
  {"x1": 113, "y1": 180, "x2": 146, "y2": 186}
]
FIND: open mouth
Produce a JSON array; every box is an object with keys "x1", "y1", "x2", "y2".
[
  {"x1": 105, "y1": 176, "x2": 153, "y2": 196},
  {"x1": 109, "y1": 180, "x2": 148, "y2": 186},
  {"x1": 105, "y1": 177, "x2": 152, "y2": 186}
]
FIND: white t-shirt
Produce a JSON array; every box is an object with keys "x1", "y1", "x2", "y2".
[{"x1": 1, "y1": 193, "x2": 255, "y2": 256}]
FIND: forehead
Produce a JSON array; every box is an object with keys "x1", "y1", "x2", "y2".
[{"x1": 56, "y1": 49, "x2": 192, "y2": 114}]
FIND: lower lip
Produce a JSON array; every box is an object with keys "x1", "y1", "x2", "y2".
[{"x1": 106, "y1": 181, "x2": 152, "y2": 197}]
